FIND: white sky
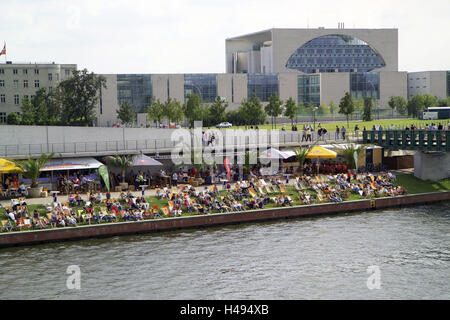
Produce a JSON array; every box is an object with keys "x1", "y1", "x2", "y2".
[{"x1": 2, "y1": 0, "x2": 449, "y2": 74}]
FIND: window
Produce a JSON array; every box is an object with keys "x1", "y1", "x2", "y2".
[
  {"x1": 48, "y1": 73, "x2": 52, "y2": 81},
  {"x1": 34, "y1": 69, "x2": 39, "y2": 75},
  {"x1": 13, "y1": 80, "x2": 18, "y2": 89},
  {"x1": 13, "y1": 69, "x2": 18, "y2": 75},
  {"x1": 23, "y1": 80, "x2": 28, "y2": 88},
  {"x1": 65, "y1": 69, "x2": 71, "y2": 77},
  {"x1": 350, "y1": 72, "x2": 380, "y2": 99},
  {"x1": 184, "y1": 74, "x2": 217, "y2": 103},
  {"x1": 0, "y1": 80, "x2": 4, "y2": 87},
  {"x1": 0, "y1": 112, "x2": 6, "y2": 124},
  {"x1": 23, "y1": 95, "x2": 29, "y2": 101},
  {"x1": 247, "y1": 74, "x2": 278, "y2": 102},
  {"x1": 117, "y1": 74, "x2": 153, "y2": 112},
  {"x1": 0, "y1": 94, "x2": 5, "y2": 103},
  {"x1": 23, "y1": 69, "x2": 28, "y2": 75},
  {"x1": 48, "y1": 86, "x2": 53, "y2": 93},
  {"x1": 0, "y1": 69, "x2": 4, "y2": 74},
  {"x1": 35, "y1": 80, "x2": 40, "y2": 88},
  {"x1": 55, "y1": 73, "x2": 59, "y2": 81},
  {"x1": 14, "y1": 95, "x2": 19, "y2": 105},
  {"x1": 298, "y1": 74, "x2": 320, "y2": 106}
]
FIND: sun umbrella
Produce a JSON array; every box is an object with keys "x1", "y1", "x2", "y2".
[
  {"x1": 0, "y1": 158, "x2": 23, "y2": 173},
  {"x1": 306, "y1": 146, "x2": 337, "y2": 159},
  {"x1": 132, "y1": 154, "x2": 163, "y2": 166},
  {"x1": 259, "y1": 148, "x2": 294, "y2": 160}
]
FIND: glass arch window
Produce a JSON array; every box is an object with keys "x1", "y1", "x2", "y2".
[{"x1": 286, "y1": 34, "x2": 386, "y2": 73}]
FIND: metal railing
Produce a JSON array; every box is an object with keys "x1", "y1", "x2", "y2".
[
  {"x1": 363, "y1": 130, "x2": 450, "y2": 152},
  {"x1": 0, "y1": 131, "x2": 349, "y2": 158}
]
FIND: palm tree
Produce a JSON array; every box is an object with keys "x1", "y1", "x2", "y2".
[
  {"x1": 14, "y1": 153, "x2": 54, "y2": 188},
  {"x1": 340, "y1": 142, "x2": 366, "y2": 170},
  {"x1": 293, "y1": 141, "x2": 317, "y2": 174},
  {"x1": 104, "y1": 155, "x2": 133, "y2": 184}
]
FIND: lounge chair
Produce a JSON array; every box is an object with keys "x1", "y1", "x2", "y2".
[{"x1": 279, "y1": 184, "x2": 286, "y2": 193}]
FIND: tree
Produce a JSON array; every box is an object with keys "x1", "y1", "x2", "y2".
[
  {"x1": 353, "y1": 98, "x2": 364, "y2": 119},
  {"x1": 265, "y1": 93, "x2": 283, "y2": 129},
  {"x1": 239, "y1": 95, "x2": 266, "y2": 128},
  {"x1": 317, "y1": 103, "x2": 330, "y2": 116},
  {"x1": 184, "y1": 94, "x2": 203, "y2": 127},
  {"x1": 340, "y1": 143, "x2": 366, "y2": 170},
  {"x1": 437, "y1": 98, "x2": 449, "y2": 107},
  {"x1": 58, "y1": 69, "x2": 106, "y2": 126},
  {"x1": 117, "y1": 101, "x2": 136, "y2": 125},
  {"x1": 339, "y1": 92, "x2": 355, "y2": 128},
  {"x1": 104, "y1": 155, "x2": 133, "y2": 184},
  {"x1": 407, "y1": 95, "x2": 425, "y2": 117},
  {"x1": 164, "y1": 98, "x2": 184, "y2": 124},
  {"x1": 20, "y1": 96, "x2": 35, "y2": 125},
  {"x1": 14, "y1": 153, "x2": 54, "y2": 188},
  {"x1": 147, "y1": 98, "x2": 165, "y2": 126},
  {"x1": 388, "y1": 96, "x2": 407, "y2": 116},
  {"x1": 284, "y1": 97, "x2": 298, "y2": 127},
  {"x1": 422, "y1": 94, "x2": 437, "y2": 109},
  {"x1": 208, "y1": 96, "x2": 228, "y2": 125},
  {"x1": 329, "y1": 101, "x2": 337, "y2": 118},
  {"x1": 294, "y1": 144, "x2": 316, "y2": 174},
  {"x1": 7, "y1": 112, "x2": 21, "y2": 125},
  {"x1": 362, "y1": 98, "x2": 373, "y2": 121}
]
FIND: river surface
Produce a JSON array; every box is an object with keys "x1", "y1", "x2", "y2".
[{"x1": 0, "y1": 203, "x2": 449, "y2": 300}]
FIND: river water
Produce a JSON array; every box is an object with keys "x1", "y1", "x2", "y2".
[{"x1": 0, "y1": 202, "x2": 449, "y2": 300}]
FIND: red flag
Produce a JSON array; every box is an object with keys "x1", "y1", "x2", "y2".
[
  {"x1": 224, "y1": 158, "x2": 231, "y2": 182},
  {"x1": 0, "y1": 43, "x2": 5, "y2": 56}
]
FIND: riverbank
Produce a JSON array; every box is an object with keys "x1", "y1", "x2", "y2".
[{"x1": 1, "y1": 191, "x2": 449, "y2": 248}]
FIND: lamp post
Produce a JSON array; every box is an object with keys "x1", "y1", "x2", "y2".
[
  {"x1": 312, "y1": 106, "x2": 319, "y2": 131},
  {"x1": 367, "y1": 80, "x2": 379, "y2": 120}
]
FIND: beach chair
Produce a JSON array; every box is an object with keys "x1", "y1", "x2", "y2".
[
  {"x1": 23, "y1": 218, "x2": 32, "y2": 228},
  {"x1": 161, "y1": 206, "x2": 170, "y2": 217},
  {"x1": 258, "y1": 187, "x2": 266, "y2": 195},
  {"x1": 172, "y1": 186, "x2": 178, "y2": 194},
  {"x1": 279, "y1": 184, "x2": 286, "y2": 193},
  {"x1": 264, "y1": 185, "x2": 272, "y2": 194},
  {"x1": 259, "y1": 179, "x2": 267, "y2": 186},
  {"x1": 294, "y1": 181, "x2": 301, "y2": 191},
  {"x1": 248, "y1": 188, "x2": 257, "y2": 198},
  {"x1": 1, "y1": 220, "x2": 13, "y2": 232},
  {"x1": 317, "y1": 193, "x2": 324, "y2": 202}
]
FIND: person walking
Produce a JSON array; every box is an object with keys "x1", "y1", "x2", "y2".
[{"x1": 306, "y1": 126, "x2": 312, "y2": 142}]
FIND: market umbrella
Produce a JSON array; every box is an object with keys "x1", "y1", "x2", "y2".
[
  {"x1": 259, "y1": 148, "x2": 294, "y2": 160},
  {"x1": 306, "y1": 146, "x2": 337, "y2": 159},
  {"x1": 0, "y1": 158, "x2": 23, "y2": 173},
  {"x1": 132, "y1": 154, "x2": 163, "y2": 167}
]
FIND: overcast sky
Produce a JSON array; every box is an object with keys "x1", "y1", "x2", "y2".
[{"x1": 2, "y1": 0, "x2": 449, "y2": 74}]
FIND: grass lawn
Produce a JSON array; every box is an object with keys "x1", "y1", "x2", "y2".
[
  {"x1": 394, "y1": 174, "x2": 450, "y2": 194},
  {"x1": 212, "y1": 118, "x2": 449, "y2": 133}
]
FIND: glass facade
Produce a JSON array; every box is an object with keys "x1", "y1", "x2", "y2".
[
  {"x1": 247, "y1": 74, "x2": 279, "y2": 101},
  {"x1": 350, "y1": 72, "x2": 380, "y2": 99},
  {"x1": 298, "y1": 74, "x2": 320, "y2": 107},
  {"x1": 117, "y1": 74, "x2": 152, "y2": 112},
  {"x1": 184, "y1": 74, "x2": 217, "y2": 103},
  {"x1": 447, "y1": 71, "x2": 450, "y2": 97},
  {"x1": 286, "y1": 34, "x2": 386, "y2": 73}
]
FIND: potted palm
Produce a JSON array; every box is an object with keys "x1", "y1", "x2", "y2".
[
  {"x1": 104, "y1": 155, "x2": 133, "y2": 190},
  {"x1": 14, "y1": 153, "x2": 54, "y2": 198}
]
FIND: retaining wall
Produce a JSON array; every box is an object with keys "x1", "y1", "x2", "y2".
[{"x1": 1, "y1": 192, "x2": 449, "y2": 248}]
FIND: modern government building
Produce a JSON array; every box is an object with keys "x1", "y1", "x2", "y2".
[{"x1": 0, "y1": 27, "x2": 449, "y2": 126}]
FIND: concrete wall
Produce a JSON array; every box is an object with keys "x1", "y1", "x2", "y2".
[
  {"x1": 279, "y1": 73, "x2": 298, "y2": 102},
  {"x1": 152, "y1": 74, "x2": 169, "y2": 103},
  {"x1": 379, "y1": 71, "x2": 408, "y2": 108},
  {"x1": 320, "y1": 73, "x2": 350, "y2": 106},
  {"x1": 429, "y1": 71, "x2": 448, "y2": 99},
  {"x1": 271, "y1": 28, "x2": 398, "y2": 74},
  {"x1": 414, "y1": 151, "x2": 450, "y2": 181},
  {"x1": 217, "y1": 74, "x2": 233, "y2": 104},
  {"x1": 98, "y1": 74, "x2": 119, "y2": 127},
  {"x1": 168, "y1": 74, "x2": 184, "y2": 102}
]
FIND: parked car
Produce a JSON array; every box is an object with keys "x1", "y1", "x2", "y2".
[{"x1": 216, "y1": 122, "x2": 233, "y2": 128}]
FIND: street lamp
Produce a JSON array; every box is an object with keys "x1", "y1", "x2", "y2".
[
  {"x1": 312, "y1": 106, "x2": 319, "y2": 131},
  {"x1": 367, "y1": 80, "x2": 379, "y2": 120}
]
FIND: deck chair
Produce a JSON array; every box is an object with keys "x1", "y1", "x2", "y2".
[
  {"x1": 172, "y1": 186, "x2": 178, "y2": 194},
  {"x1": 279, "y1": 184, "x2": 286, "y2": 193},
  {"x1": 317, "y1": 193, "x2": 324, "y2": 202},
  {"x1": 1, "y1": 220, "x2": 13, "y2": 232},
  {"x1": 294, "y1": 181, "x2": 301, "y2": 191},
  {"x1": 161, "y1": 206, "x2": 170, "y2": 216},
  {"x1": 23, "y1": 219, "x2": 32, "y2": 228},
  {"x1": 259, "y1": 179, "x2": 267, "y2": 186},
  {"x1": 248, "y1": 188, "x2": 257, "y2": 198},
  {"x1": 258, "y1": 187, "x2": 266, "y2": 195},
  {"x1": 264, "y1": 185, "x2": 272, "y2": 194}
]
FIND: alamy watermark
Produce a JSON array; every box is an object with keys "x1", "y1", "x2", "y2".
[
  {"x1": 366, "y1": 265, "x2": 381, "y2": 290},
  {"x1": 66, "y1": 265, "x2": 81, "y2": 290}
]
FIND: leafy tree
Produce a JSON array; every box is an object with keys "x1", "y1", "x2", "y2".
[
  {"x1": 284, "y1": 97, "x2": 298, "y2": 127},
  {"x1": 184, "y1": 94, "x2": 203, "y2": 127},
  {"x1": 239, "y1": 95, "x2": 266, "y2": 128},
  {"x1": 388, "y1": 96, "x2": 407, "y2": 116},
  {"x1": 225, "y1": 109, "x2": 244, "y2": 126},
  {"x1": 362, "y1": 98, "x2": 373, "y2": 121},
  {"x1": 407, "y1": 95, "x2": 425, "y2": 117},
  {"x1": 164, "y1": 98, "x2": 184, "y2": 123},
  {"x1": 14, "y1": 153, "x2": 54, "y2": 188},
  {"x1": 35, "y1": 101, "x2": 49, "y2": 125},
  {"x1": 265, "y1": 93, "x2": 283, "y2": 129},
  {"x1": 293, "y1": 143, "x2": 316, "y2": 174},
  {"x1": 329, "y1": 101, "x2": 337, "y2": 118},
  {"x1": 7, "y1": 112, "x2": 21, "y2": 125},
  {"x1": 340, "y1": 143, "x2": 366, "y2": 170},
  {"x1": 208, "y1": 96, "x2": 228, "y2": 125},
  {"x1": 317, "y1": 103, "x2": 330, "y2": 116},
  {"x1": 422, "y1": 94, "x2": 437, "y2": 109},
  {"x1": 58, "y1": 69, "x2": 106, "y2": 126},
  {"x1": 339, "y1": 92, "x2": 355, "y2": 128},
  {"x1": 297, "y1": 102, "x2": 306, "y2": 115},
  {"x1": 20, "y1": 96, "x2": 35, "y2": 125},
  {"x1": 117, "y1": 101, "x2": 136, "y2": 125},
  {"x1": 437, "y1": 98, "x2": 449, "y2": 107},
  {"x1": 147, "y1": 98, "x2": 165, "y2": 126}
]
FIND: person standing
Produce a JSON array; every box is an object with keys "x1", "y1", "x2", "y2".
[
  {"x1": 354, "y1": 125, "x2": 359, "y2": 139},
  {"x1": 172, "y1": 171, "x2": 178, "y2": 186},
  {"x1": 341, "y1": 126, "x2": 346, "y2": 140},
  {"x1": 335, "y1": 125, "x2": 340, "y2": 140},
  {"x1": 306, "y1": 126, "x2": 312, "y2": 142}
]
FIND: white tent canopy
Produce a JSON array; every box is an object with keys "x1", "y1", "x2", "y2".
[
  {"x1": 259, "y1": 148, "x2": 296, "y2": 160},
  {"x1": 40, "y1": 157, "x2": 105, "y2": 172}
]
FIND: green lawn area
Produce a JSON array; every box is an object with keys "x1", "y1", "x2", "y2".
[
  {"x1": 213, "y1": 118, "x2": 449, "y2": 133},
  {"x1": 394, "y1": 174, "x2": 450, "y2": 194}
]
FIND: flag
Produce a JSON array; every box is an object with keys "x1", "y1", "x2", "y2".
[
  {"x1": 224, "y1": 157, "x2": 231, "y2": 182},
  {"x1": 0, "y1": 43, "x2": 5, "y2": 56},
  {"x1": 98, "y1": 165, "x2": 111, "y2": 191}
]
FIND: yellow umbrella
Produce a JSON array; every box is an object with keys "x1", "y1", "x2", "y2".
[
  {"x1": 0, "y1": 158, "x2": 23, "y2": 173},
  {"x1": 306, "y1": 146, "x2": 337, "y2": 159}
]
